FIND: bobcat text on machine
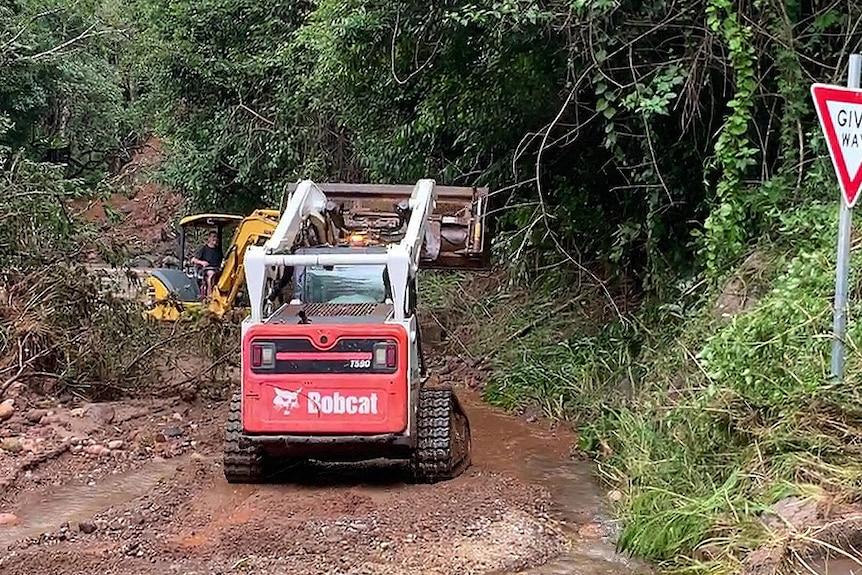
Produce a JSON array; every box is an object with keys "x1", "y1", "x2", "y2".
[{"x1": 224, "y1": 178, "x2": 490, "y2": 483}]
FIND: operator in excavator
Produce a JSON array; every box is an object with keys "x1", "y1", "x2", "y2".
[{"x1": 190, "y1": 230, "x2": 223, "y2": 298}]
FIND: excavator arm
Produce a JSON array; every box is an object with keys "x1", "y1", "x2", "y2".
[{"x1": 208, "y1": 209, "x2": 280, "y2": 317}]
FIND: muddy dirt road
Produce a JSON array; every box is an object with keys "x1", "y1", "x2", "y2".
[{"x1": 0, "y1": 362, "x2": 648, "y2": 575}]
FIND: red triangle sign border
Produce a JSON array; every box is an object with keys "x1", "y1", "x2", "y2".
[{"x1": 811, "y1": 83, "x2": 862, "y2": 208}]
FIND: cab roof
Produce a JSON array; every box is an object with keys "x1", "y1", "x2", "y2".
[{"x1": 178, "y1": 213, "x2": 245, "y2": 228}]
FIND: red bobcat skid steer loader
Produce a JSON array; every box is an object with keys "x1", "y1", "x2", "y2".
[{"x1": 224, "y1": 179, "x2": 490, "y2": 483}]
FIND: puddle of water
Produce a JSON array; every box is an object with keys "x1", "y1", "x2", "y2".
[
  {"x1": 0, "y1": 391, "x2": 648, "y2": 572},
  {"x1": 461, "y1": 392, "x2": 652, "y2": 575},
  {"x1": 511, "y1": 552, "x2": 651, "y2": 575},
  {"x1": 0, "y1": 457, "x2": 180, "y2": 548},
  {"x1": 463, "y1": 393, "x2": 604, "y2": 513}
]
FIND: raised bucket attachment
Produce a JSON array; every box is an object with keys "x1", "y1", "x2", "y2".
[{"x1": 281, "y1": 182, "x2": 490, "y2": 270}]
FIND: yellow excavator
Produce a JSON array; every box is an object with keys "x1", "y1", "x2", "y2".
[{"x1": 143, "y1": 209, "x2": 281, "y2": 321}]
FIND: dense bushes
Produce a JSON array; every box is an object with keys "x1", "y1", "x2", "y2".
[
  {"x1": 0, "y1": 1, "x2": 233, "y2": 402},
  {"x1": 135, "y1": 0, "x2": 859, "y2": 289},
  {"x1": 434, "y1": 198, "x2": 862, "y2": 571}
]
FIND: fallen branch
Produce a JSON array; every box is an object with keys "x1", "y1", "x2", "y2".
[
  {"x1": 484, "y1": 299, "x2": 576, "y2": 358},
  {"x1": 793, "y1": 532, "x2": 862, "y2": 570},
  {"x1": 0, "y1": 341, "x2": 59, "y2": 397},
  {"x1": 425, "y1": 309, "x2": 474, "y2": 360},
  {"x1": 123, "y1": 325, "x2": 203, "y2": 373},
  {"x1": 175, "y1": 350, "x2": 235, "y2": 387}
]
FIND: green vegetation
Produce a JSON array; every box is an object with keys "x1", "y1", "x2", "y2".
[
  {"x1": 0, "y1": 1, "x2": 234, "y2": 400},
  {"x1": 3, "y1": 0, "x2": 862, "y2": 571},
  {"x1": 423, "y1": 195, "x2": 861, "y2": 572}
]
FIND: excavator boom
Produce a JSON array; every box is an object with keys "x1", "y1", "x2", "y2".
[{"x1": 209, "y1": 209, "x2": 280, "y2": 316}]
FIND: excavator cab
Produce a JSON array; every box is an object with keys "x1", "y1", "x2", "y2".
[
  {"x1": 143, "y1": 209, "x2": 281, "y2": 321},
  {"x1": 176, "y1": 214, "x2": 245, "y2": 296}
]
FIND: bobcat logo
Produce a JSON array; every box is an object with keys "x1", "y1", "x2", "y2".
[{"x1": 273, "y1": 386, "x2": 303, "y2": 415}]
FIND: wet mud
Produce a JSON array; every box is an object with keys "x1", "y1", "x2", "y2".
[
  {"x1": 462, "y1": 393, "x2": 651, "y2": 575},
  {"x1": 0, "y1": 457, "x2": 180, "y2": 548},
  {"x1": 0, "y1": 385, "x2": 650, "y2": 575}
]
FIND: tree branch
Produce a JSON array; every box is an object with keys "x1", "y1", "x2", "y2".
[
  {"x1": 1, "y1": 7, "x2": 64, "y2": 51},
  {"x1": 22, "y1": 26, "x2": 124, "y2": 62}
]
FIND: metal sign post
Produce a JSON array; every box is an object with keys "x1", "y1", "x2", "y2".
[
  {"x1": 811, "y1": 54, "x2": 862, "y2": 382},
  {"x1": 833, "y1": 160, "x2": 854, "y2": 382}
]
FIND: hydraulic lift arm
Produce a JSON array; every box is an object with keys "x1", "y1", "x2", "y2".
[{"x1": 244, "y1": 179, "x2": 438, "y2": 324}]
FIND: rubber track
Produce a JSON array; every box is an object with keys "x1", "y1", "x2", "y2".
[
  {"x1": 410, "y1": 387, "x2": 471, "y2": 483},
  {"x1": 223, "y1": 392, "x2": 267, "y2": 483}
]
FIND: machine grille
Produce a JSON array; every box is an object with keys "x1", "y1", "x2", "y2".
[{"x1": 303, "y1": 303, "x2": 380, "y2": 317}]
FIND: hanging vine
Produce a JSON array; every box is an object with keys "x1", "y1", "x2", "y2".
[{"x1": 701, "y1": 0, "x2": 759, "y2": 277}]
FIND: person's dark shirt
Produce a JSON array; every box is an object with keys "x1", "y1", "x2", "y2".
[{"x1": 196, "y1": 244, "x2": 223, "y2": 268}]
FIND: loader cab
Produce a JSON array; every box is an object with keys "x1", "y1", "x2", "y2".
[
  {"x1": 286, "y1": 246, "x2": 419, "y2": 314},
  {"x1": 177, "y1": 213, "x2": 244, "y2": 288},
  {"x1": 291, "y1": 246, "x2": 389, "y2": 305}
]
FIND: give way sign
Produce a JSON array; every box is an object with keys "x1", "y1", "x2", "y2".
[{"x1": 811, "y1": 83, "x2": 862, "y2": 208}]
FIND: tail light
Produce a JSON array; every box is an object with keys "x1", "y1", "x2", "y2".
[
  {"x1": 250, "y1": 342, "x2": 275, "y2": 369},
  {"x1": 373, "y1": 341, "x2": 397, "y2": 369}
]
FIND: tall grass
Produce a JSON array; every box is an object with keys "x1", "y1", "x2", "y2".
[{"x1": 420, "y1": 200, "x2": 862, "y2": 571}]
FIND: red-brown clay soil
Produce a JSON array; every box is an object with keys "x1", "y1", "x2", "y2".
[
  {"x1": 70, "y1": 136, "x2": 186, "y2": 265},
  {"x1": 0, "y1": 357, "x2": 625, "y2": 575},
  {"x1": 18, "y1": 134, "x2": 859, "y2": 575}
]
